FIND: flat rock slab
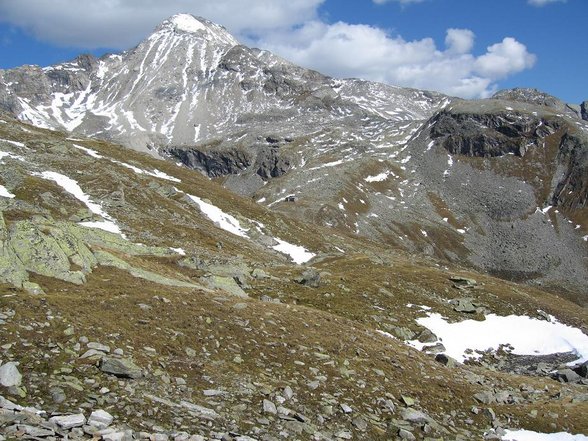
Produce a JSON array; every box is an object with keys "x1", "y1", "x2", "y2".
[
  {"x1": 49, "y1": 413, "x2": 86, "y2": 429},
  {"x1": 100, "y1": 357, "x2": 143, "y2": 379}
]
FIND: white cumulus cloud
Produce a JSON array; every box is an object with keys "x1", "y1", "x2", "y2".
[
  {"x1": 0, "y1": 0, "x2": 537, "y2": 99},
  {"x1": 527, "y1": 0, "x2": 566, "y2": 6},
  {"x1": 0, "y1": 0, "x2": 324, "y2": 48},
  {"x1": 373, "y1": 0, "x2": 425, "y2": 4},
  {"x1": 261, "y1": 23, "x2": 535, "y2": 98}
]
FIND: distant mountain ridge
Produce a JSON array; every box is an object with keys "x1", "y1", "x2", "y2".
[{"x1": 0, "y1": 14, "x2": 587, "y2": 298}]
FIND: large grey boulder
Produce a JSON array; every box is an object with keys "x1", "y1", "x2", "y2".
[
  {"x1": 0, "y1": 362, "x2": 22, "y2": 387},
  {"x1": 99, "y1": 357, "x2": 143, "y2": 379},
  {"x1": 294, "y1": 268, "x2": 321, "y2": 288}
]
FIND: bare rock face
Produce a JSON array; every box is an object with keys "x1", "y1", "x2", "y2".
[
  {"x1": 581, "y1": 100, "x2": 588, "y2": 121},
  {"x1": 430, "y1": 107, "x2": 560, "y2": 158}
]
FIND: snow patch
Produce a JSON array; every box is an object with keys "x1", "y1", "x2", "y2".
[
  {"x1": 0, "y1": 185, "x2": 15, "y2": 198},
  {"x1": 272, "y1": 238, "x2": 315, "y2": 265},
  {"x1": 35, "y1": 171, "x2": 124, "y2": 237},
  {"x1": 501, "y1": 430, "x2": 588, "y2": 440},
  {"x1": 411, "y1": 313, "x2": 588, "y2": 363},
  {"x1": 187, "y1": 194, "x2": 249, "y2": 238},
  {"x1": 0, "y1": 138, "x2": 26, "y2": 148},
  {"x1": 72, "y1": 144, "x2": 103, "y2": 159},
  {"x1": 365, "y1": 172, "x2": 389, "y2": 183},
  {"x1": 170, "y1": 14, "x2": 206, "y2": 33},
  {"x1": 170, "y1": 247, "x2": 186, "y2": 256}
]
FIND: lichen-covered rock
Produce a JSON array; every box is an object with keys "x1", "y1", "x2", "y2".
[{"x1": 99, "y1": 357, "x2": 143, "y2": 379}]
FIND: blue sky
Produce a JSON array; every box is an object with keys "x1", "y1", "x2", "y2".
[{"x1": 0, "y1": 0, "x2": 585, "y2": 103}]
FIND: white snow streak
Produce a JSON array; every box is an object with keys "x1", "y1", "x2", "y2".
[
  {"x1": 0, "y1": 138, "x2": 26, "y2": 148},
  {"x1": 272, "y1": 238, "x2": 315, "y2": 265},
  {"x1": 187, "y1": 194, "x2": 249, "y2": 238},
  {"x1": 170, "y1": 247, "x2": 186, "y2": 256},
  {"x1": 35, "y1": 171, "x2": 124, "y2": 236},
  {"x1": 72, "y1": 144, "x2": 103, "y2": 158},
  {"x1": 170, "y1": 14, "x2": 206, "y2": 33},
  {"x1": 365, "y1": 172, "x2": 389, "y2": 183}
]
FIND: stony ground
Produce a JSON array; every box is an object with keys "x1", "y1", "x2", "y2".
[{"x1": 0, "y1": 114, "x2": 587, "y2": 440}]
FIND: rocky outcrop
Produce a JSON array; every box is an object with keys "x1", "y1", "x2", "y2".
[
  {"x1": 551, "y1": 133, "x2": 588, "y2": 209},
  {"x1": 581, "y1": 100, "x2": 588, "y2": 121},
  {"x1": 493, "y1": 88, "x2": 582, "y2": 120},
  {"x1": 430, "y1": 109, "x2": 560, "y2": 157},
  {"x1": 165, "y1": 146, "x2": 252, "y2": 177}
]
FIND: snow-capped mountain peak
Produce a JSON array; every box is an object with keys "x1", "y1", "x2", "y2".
[{"x1": 156, "y1": 13, "x2": 240, "y2": 47}]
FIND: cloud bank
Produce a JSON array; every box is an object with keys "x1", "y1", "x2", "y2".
[
  {"x1": 527, "y1": 0, "x2": 566, "y2": 6},
  {"x1": 0, "y1": 0, "x2": 536, "y2": 98}
]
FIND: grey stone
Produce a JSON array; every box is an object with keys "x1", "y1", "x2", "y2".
[
  {"x1": 99, "y1": 357, "x2": 143, "y2": 379},
  {"x1": 294, "y1": 268, "x2": 321, "y2": 287},
  {"x1": 49, "y1": 413, "x2": 86, "y2": 429},
  {"x1": 263, "y1": 399, "x2": 277, "y2": 414},
  {"x1": 555, "y1": 368, "x2": 581, "y2": 383},
  {"x1": 21, "y1": 425, "x2": 55, "y2": 437},
  {"x1": 340, "y1": 403, "x2": 353, "y2": 414},
  {"x1": 87, "y1": 342, "x2": 111, "y2": 353},
  {"x1": 451, "y1": 298, "x2": 477, "y2": 313},
  {"x1": 88, "y1": 409, "x2": 114, "y2": 429},
  {"x1": 0, "y1": 362, "x2": 22, "y2": 387},
  {"x1": 179, "y1": 401, "x2": 219, "y2": 420},
  {"x1": 435, "y1": 353, "x2": 458, "y2": 367},
  {"x1": 401, "y1": 408, "x2": 432, "y2": 424},
  {"x1": 398, "y1": 428, "x2": 416, "y2": 440}
]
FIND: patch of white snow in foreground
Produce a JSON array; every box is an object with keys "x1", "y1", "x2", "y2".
[
  {"x1": 412, "y1": 313, "x2": 588, "y2": 363},
  {"x1": 0, "y1": 185, "x2": 15, "y2": 198},
  {"x1": 187, "y1": 194, "x2": 249, "y2": 238},
  {"x1": 35, "y1": 171, "x2": 124, "y2": 237},
  {"x1": 170, "y1": 247, "x2": 186, "y2": 256},
  {"x1": 272, "y1": 238, "x2": 315, "y2": 265},
  {"x1": 502, "y1": 430, "x2": 588, "y2": 440}
]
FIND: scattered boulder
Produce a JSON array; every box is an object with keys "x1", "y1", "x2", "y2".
[
  {"x1": 435, "y1": 353, "x2": 458, "y2": 367},
  {"x1": 294, "y1": 268, "x2": 321, "y2": 287},
  {"x1": 88, "y1": 409, "x2": 114, "y2": 429},
  {"x1": 0, "y1": 362, "x2": 22, "y2": 388},
  {"x1": 99, "y1": 357, "x2": 143, "y2": 379},
  {"x1": 554, "y1": 368, "x2": 582, "y2": 383},
  {"x1": 451, "y1": 297, "x2": 477, "y2": 313},
  {"x1": 201, "y1": 275, "x2": 248, "y2": 298},
  {"x1": 49, "y1": 413, "x2": 86, "y2": 429},
  {"x1": 449, "y1": 276, "x2": 477, "y2": 289},
  {"x1": 417, "y1": 328, "x2": 438, "y2": 343}
]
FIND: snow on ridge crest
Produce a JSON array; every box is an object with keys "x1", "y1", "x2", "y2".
[{"x1": 169, "y1": 14, "x2": 206, "y2": 33}]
